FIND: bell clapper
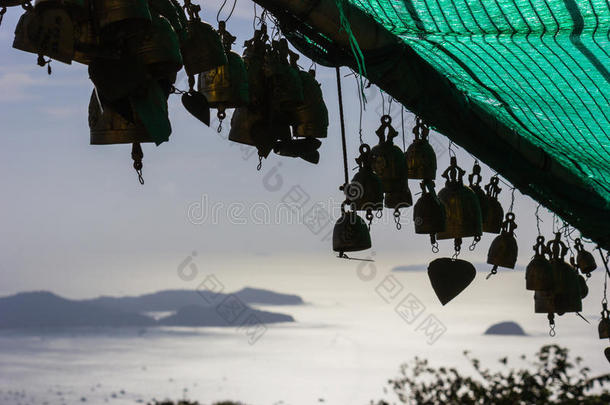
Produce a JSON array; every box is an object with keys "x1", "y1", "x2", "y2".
[
  {"x1": 393, "y1": 209, "x2": 401, "y2": 230},
  {"x1": 37, "y1": 54, "x2": 52, "y2": 75},
  {"x1": 375, "y1": 209, "x2": 383, "y2": 219},
  {"x1": 256, "y1": 155, "x2": 263, "y2": 171},
  {"x1": 431, "y1": 235, "x2": 439, "y2": 253},
  {"x1": 365, "y1": 209, "x2": 374, "y2": 229},
  {"x1": 217, "y1": 110, "x2": 226, "y2": 133},
  {"x1": 486, "y1": 265, "x2": 498, "y2": 280},
  {"x1": 548, "y1": 313, "x2": 556, "y2": 337},
  {"x1": 469, "y1": 235, "x2": 480, "y2": 251},
  {"x1": 131, "y1": 143, "x2": 144, "y2": 185}
]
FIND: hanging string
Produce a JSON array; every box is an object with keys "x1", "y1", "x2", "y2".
[
  {"x1": 509, "y1": 187, "x2": 516, "y2": 212},
  {"x1": 353, "y1": 70, "x2": 364, "y2": 145},
  {"x1": 400, "y1": 106, "x2": 406, "y2": 150},
  {"x1": 598, "y1": 246, "x2": 610, "y2": 282},
  {"x1": 336, "y1": 67, "x2": 349, "y2": 188},
  {"x1": 380, "y1": 90, "x2": 385, "y2": 115},
  {"x1": 336, "y1": 0, "x2": 367, "y2": 101},
  {"x1": 217, "y1": 0, "x2": 238, "y2": 23},
  {"x1": 388, "y1": 97, "x2": 393, "y2": 116},
  {"x1": 535, "y1": 204, "x2": 542, "y2": 236}
]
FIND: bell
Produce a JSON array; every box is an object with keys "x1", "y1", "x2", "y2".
[
  {"x1": 345, "y1": 144, "x2": 383, "y2": 213},
  {"x1": 243, "y1": 25, "x2": 268, "y2": 107},
  {"x1": 291, "y1": 69, "x2": 329, "y2": 138},
  {"x1": 468, "y1": 162, "x2": 488, "y2": 220},
  {"x1": 427, "y1": 258, "x2": 476, "y2": 305},
  {"x1": 525, "y1": 236, "x2": 554, "y2": 291},
  {"x1": 198, "y1": 21, "x2": 249, "y2": 117},
  {"x1": 371, "y1": 115, "x2": 408, "y2": 193},
  {"x1": 574, "y1": 238, "x2": 597, "y2": 276},
  {"x1": 413, "y1": 180, "x2": 446, "y2": 246},
  {"x1": 605, "y1": 348, "x2": 610, "y2": 364},
  {"x1": 93, "y1": 0, "x2": 152, "y2": 41},
  {"x1": 384, "y1": 184, "x2": 412, "y2": 210},
  {"x1": 534, "y1": 290, "x2": 556, "y2": 314},
  {"x1": 89, "y1": 90, "x2": 153, "y2": 145},
  {"x1": 89, "y1": 55, "x2": 148, "y2": 102},
  {"x1": 436, "y1": 157, "x2": 483, "y2": 247},
  {"x1": 73, "y1": 17, "x2": 104, "y2": 65},
  {"x1": 332, "y1": 202, "x2": 372, "y2": 257},
  {"x1": 130, "y1": 13, "x2": 183, "y2": 78},
  {"x1": 34, "y1": 0, "x2": 87, "y2": 18},
  {"x1": 405, "y1": 117, "x2": 436, "y2": 180},
  {"x1": 482, "y1": 176, "x2": 504, "y2": 233},
  {"x1": 599, "y1": 305, "x2": 610, "y2": 339},
  {"x1": 181, "y1": 3, "x2": 226, "y2": 77},
  {"x1": 554, "y1": 269, "x2": 582, "y2": 314},
  {"x1": 26, "y1": 7, "x2": 75, "y2": 64},
  {"x1": 273, "y1": 138, "x2": 321, "y2": 164},
  {"x1": 264, "y1": 39, "x2": 304, "y2": 110},
  {"x1": 577, "y1": 274, "x2": 588, "y2": 299},
  {"x1": 545, "y1": 233, "x2": 581, "y2": 314},
  {"x1": 487, "y1": 212, "x2": 518, "y2": 275},
  {"x1": 13, "y1": 10, "x2": 40, "y2": 54}
]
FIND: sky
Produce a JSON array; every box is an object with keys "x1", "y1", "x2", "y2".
[{"x1": 0, "y1": 1, "x2": 587, "y2": 299}]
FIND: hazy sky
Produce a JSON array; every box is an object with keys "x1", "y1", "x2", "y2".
[{"x1": 0, "y1": 1, "x2": 574, "y2": 298}]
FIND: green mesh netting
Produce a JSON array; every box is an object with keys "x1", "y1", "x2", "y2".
[{"x1": 343, "y1": 0, "x2": 610, "y2": 204}]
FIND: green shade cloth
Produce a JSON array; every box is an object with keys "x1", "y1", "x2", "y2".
[{"x1": 345, "y1": 0, "x2": 610, "y2": 205}]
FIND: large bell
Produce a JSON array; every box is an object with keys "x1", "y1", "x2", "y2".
[
  {"x1": 13, "y1": 10, "x2": 40, "y2": 54},
  {"x1": 371, "y1": 115, "x2": 408, "y2": 193},
  {"x1": 291, "y1": 69, "x2": 328, "y2": 138},
  {"x1": 264, "y1": 39, "x2": 303, "y2": 111},
  {"x1": 345, "y1": 144, "x2": 383, "y2": 213},
  {"x1": 385, "y1": 184, "x2": 412, "y2": 210},
  {"x1": 180, "y1": 2, "x2": 226, "y2": 77},
  {"x1": 332, "y1": 202, "x2": 372, "y2": 257},
  {"x1": 574, "y1": 238, "x2": 597, "y2": 276},
  {"x1": 26, "y1": 7, "x2": 75, "y2": 64},
  {"x1": 413, "y1": 180, "x2": 446, "y2": 248},
  {"x1": 487, "y1": 212, "x2": 518, "y2": 275},
  {"x1": 546, "y1": 232, "x2": 581, "y2": 314},
  {"x1": 405, "y1": 117, "x2": 436, "y2": 180},
  {"x1": 198, "y1": 21, "x2": 248, "y2": 118},
  {"x1": 89, "y1": 55, "x2": 148, "y2": 102},
  {"x1": 482, "y1": 176, "x2": 503, "y2": 233},
  {"x1": 526, "y1": 236, "x2": 553, "y2": 291},
  {"x1": 554, "y1": 267, "x2": 582, "y2": 314},
  {"x1": 599, "y1": 305, "x2": 610, "y2": 339},
  {"x1": 93, "y1": 0, "x2": 152, "y2": 41},
  {"x1": 436, "y1": 157, "x2": 482, "y2": 248},
  {"x1": 89, "y1": 90, "x2": 153, "y2": 145},
  {"x1": 428, "y1": 258, "x2": 476, "y2": 305}
]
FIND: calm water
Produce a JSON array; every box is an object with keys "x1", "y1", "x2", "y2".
[{"x1": 1, "y1": 264, "x2": 608, "y2": 405}]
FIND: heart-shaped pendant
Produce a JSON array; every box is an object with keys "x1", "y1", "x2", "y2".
[
  {"x1": 428, "y1": 258, "x2": 476, "y2": 305},
  {"x1": 181, "y1": 92, "x2": 210, "y2": 126},
  {"x1": 604, "y1": 347, "x2": 610, "y2": 364}
]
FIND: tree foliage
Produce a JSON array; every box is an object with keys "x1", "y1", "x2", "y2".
[{"x1": 372, "y1": 344, "x2": 610, "y2": 405}]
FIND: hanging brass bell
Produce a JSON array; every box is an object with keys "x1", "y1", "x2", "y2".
[
  {"x1": 487, "y1": 212, "x2": 518, "y2": 274},
  {"x1": 526, "y1": 236, "x2": 553, "y2": 291},
  {"x1": 13, "y1": 10, "x2": 40, "y2": 54},
  {"x1": 482, "y1": 176, "x2": 503, "y2": 233},
  {"x1": 130, "y1": 13, "x2": 183, "y2": 78},
  {"x1": 436, "y1": 156, "x2": 483, "y2": 246},
  {"x1": 291, "y1": 69, "x2": 328, "y2": 138},
  {"x1": 89, "y1": 55, "x2": 148, "y2": 102},
  {"x1": 534, "y1": 290, "x2": 555, "y2": 314},
  {"x1": 346, "y1": 144, "x2": 383, "y2": 212},
  {"x1": 264, "y1": 39, "x2": 303, "y2": 110},
  {"x1": 198, "y1": 21, "x2": 249, "y2": 117},
  {"x1": 428, "y1": 258, "x2": 476, "y2": 305},
  {"x1": 89, "y1": 90, "x2": 153, "y2": 145},
  {"x1": 405, "y1": 117, "x2": 436, "y2": 180},
  {"x1": 546, "y1": 233, "x2": 581, "y2": 314},
  {"x1": 180, "y1": 3, "x2": 226, "y2": 77},
  {"x1": 468, "y1": 162, "x2": 488, "y2": 220},
  {"x1": 385, "y1": 183, "x2": 412, "y2": 210},
  {"x1": 26, "y1": 6, "x2": 75, "y2": 64},
  {"x1": 554, "y1": 267, "x2": 582, "y2": 314},
  {"x1": 599, "y1": 305, "x2": 610, "y2": 339},
  {"x1": 93, "y1": 0, "x2": 152, "y2": 41},
  {"x1": 332, "y1": 201, "x2": 372, "y2": 257},
  {"x1": 574, "y1": 238, "x2": 597, "y2": 276},
  {"x1": 413, "y1": 180, "x2": 446, "y2": 245},
  {"x1": 371, "y1": 115, "x2": 408, "y2": 193},
  {"x1": 243, "y1": 25, "x2": 268, "y2": 107},
  {"x1": 228, "y1": 107, "x2": 260, "y2": 146}
]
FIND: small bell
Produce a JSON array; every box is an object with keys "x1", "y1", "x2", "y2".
[
  {"x1": 28, "y1": 7, "x2": 76, "y2": 64},
  {"x1": 486, "y1": 212, "x2": 518, "y2": 277},
  {"x1": 332, "y1": 201, "x2": 372, "y2": 258},
  {"x1": 93, "y1": 0, "x2": 152, "y2": 41},
  {"x1": 599, "y1": 304, "x2": 610, "y2": 339},
  {"x1": 413, "y1": 180, "x2": 446, "y2": 250},
  {"x1": 405, "y1": 117, "x2": 436, "y2": 180},
  {"x1": 468, "y1": 162, "x2": 488, "y2": 220},
  {"x1": 13, "y1": 9, "x2": 40, "y2": 55},
  {"x1": 198, "y1": 21, "x2": 249, "y2": 119},
  {"x1": 428, "y1": 257, "x2": 476, "y2": 305},
  {"x1": 436, "y1": 156, "x2": 483, "y2": 251},
  {"x1": 482, "y1": 176, "x2": 503, "y2": 233},
  {"x1": 574, "y1": 238, "x2": 597, "y2": 277},
  {"x1": 385, "y1": 184, "x2": 412, "y2": 210},
  {"x1": 525, "y1": 236, "x2": 554, "y2": 291},
  {"x1": 273, "y1": 138, "x2": 321, "y2": 164},
  {"x1": 243, "y1": 25, "x2": 268, "y2": 107},
  {"x1": 264, "y1": 39, "x2": 304, "y2": 111},
  {"x1": 291, "y1": 69, "x2": 329, "y2": 138},
  {"x1": 546, "y1": 233, "x2": 582, "y2": 314},
  {"x1": 371, "y1": 115, "x2": 408, "y2": 193},
  {"x1": 534, "y1": 290, "x2": 556, "y2": 314},
  {"x1": 345, "y1": 144, "x2": 383, "y2": 216}
]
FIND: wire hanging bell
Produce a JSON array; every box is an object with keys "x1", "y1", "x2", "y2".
[
  {"x1": 526, "y1": 236, "x2": 554, "y2": 291},
  {"x1": 332, "y1": 201, "x2": 372, "y2": 258},
  {"x1": 436, "y1": 156, "x2": 483, "y2": 250},
  {"x1": 482, "y1": 176, "x2": 503, "y2": 233},
  {"x1": 345, "y1": 144, "x2": 384, "y2": 215},
  {"x1": 371, "y1": 115, "x2": 408, "y2": 193},
  {"x1": 413, "y1": 180, "x2": 446, "y2": 249},
  {"x1": 574, "y1": 238, "x2": 597, "y2": 277},
  {"x1": 405, "y1": 117, "x2": 436, "y2": 180},
  {"x1": 291, "y1": 69, "x2": 328, "y2": 138},
  {"x1": 486, "y1": 212, "x2": 518, "y2": 276}
]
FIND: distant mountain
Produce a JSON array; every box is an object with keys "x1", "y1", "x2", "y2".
[
  {"x1": 393, "y1": 262, "x2": 525, "y2": 272},
  {"x1": 83, "y1": 287, "x2": 303, "y2": 313},
  {"x1": 484, "y1": 321, "x2": 527, "y2": 336},
  {"x1": 0, "y1": 291, "x2": 155, "y2": 329},
  {"x1": 158, "y1": 305, "x2": 294, "y2": 327}
]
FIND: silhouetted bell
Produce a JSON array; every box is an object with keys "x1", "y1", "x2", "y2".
[
  {"x1": 345, "y1": 144, "x2": 383, "y2": 213},
  {"x1": 413, "y1": 180, "x2": 446, "y2": 248},
  {"x1": 482, "y1": 176, "x2": 503, "y2": 234},
  {"x1": 371, "y1": 115, "x2": 408, "y2": 193},
  {"x1": 89, "y1": 55, "x2": 148, "y2": 102},
  {"x1": 180, "y1": 3, "x2": 226, "y2": 77},
  {"x1": 291, "y1": 69, "x2": 328, "y2": 138},
  {"x1": 468, "y1": 162, "x2": 487, "y2": 219},
  {"x1": 436, "y1": 157, "x2": 482, "y2": 250},
  {"x1": 13, "y1": 10, "x2": 39, "y2": 54},
  {"x1": 332, "y1": 201, "x2": 372, "y2": 257},
  {"x1": 93, "y1": 0, "x2": 152, "y2": 41},
  {"x1": 88, "y1": 90, "x2": 153, "y2": 145},
  {"x1": 265, "y1": 39, "x2": 303, "y2": 111},
  {"x1": 487, "y1": 212, "x2": 518, "y2": 275},
  {"x1": 577, "y1": 274, "x2": 588, "y2": 299},
  {"x1": 385, "y1": 184, "x2": 412, "y2": 210},
  {"x1": 526, "y1": 236, "x2": 553, "y2": 291},
  {"x1": 273, "y1": 138, "x2": 321, "y2": 164},
  {"x1": 428, "y1": 258, "x2": 476, "y2": 305},
  {"x1": 605, "y1": 348, "x2": 610, "y2": 364},
  {"x1": 228, "y1": 107, "x2": 260, "y2": 146},
  {"x1": 599, "y1": 304, "x2": 610, "y2": 339},
  {"x1": 243, "y1": 25, "x2": 268, "y2": 107},
  {"x1": 574, "y1": 238, "x2": 597, "y2": 276},
  {"x1": 27, "y1": 7, "x2": 75, "y2": 64},
  {"x1": 131, "y1": 13, "x2": 183, "y2": 78},
  {"x1": 554, "y1": 267, "x2": 582, "y2": 314},
  {"x1": 545, "y1": 233, "x2": 581, "y2": 314},
  {"x1": 405, "y1": 117, "x2": 436, "y2": 180},
  {"x1": 534, "y1": 290, "x2": 555, "y2": 314},
  {"x1": 198, "y1": 21, "x2": 249, "y2": 118},
  {"x1": 73, "y1": 17, "x2": 106, "y2": 65}
]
